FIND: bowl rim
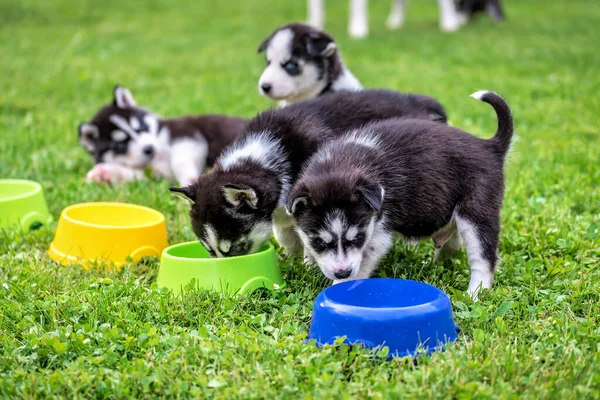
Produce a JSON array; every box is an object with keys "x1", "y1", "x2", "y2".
[
  {"x1": 0, "y1": 179, "x2": 42, "y2": 202},
  {"x1": 321, "y1": 278, "x2": 450, "y2": 311},
  {"x1": 60, "y1": 202, "x2": 165, "y2": 230},
  {"x1": 162, "y1": 240, "x2": 275, "y2": 262}
]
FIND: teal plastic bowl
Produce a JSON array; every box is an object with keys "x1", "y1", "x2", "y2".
[{"x1": 0, "y1": 179, "x2": 52, "y2": 231}]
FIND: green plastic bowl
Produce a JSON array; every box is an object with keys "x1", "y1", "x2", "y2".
[
  {"x1": 157, "y1": 241, "x2": 284, "y2": 295},
  {"x1": 0, "y1": 179, "x2": 53, "y2": 231}
]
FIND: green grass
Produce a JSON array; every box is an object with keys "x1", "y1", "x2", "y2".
[{"x1": 1, "y1": 0, "x2": 599, "y2": 398}]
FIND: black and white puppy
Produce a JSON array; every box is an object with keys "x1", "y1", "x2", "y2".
[
  {"x1": 286, "y1": 91, "x2": 513, "y2": 298},
  {"x1": 79, "y1": 86, "x2": 247, "y2": 186},
  {"x1": 308, "y1": 0, "x2": 505, "y2": 38},
  {"x1": 258, "y1": 23, "x2": 362, "y2": 107},
  {"x1": 170, "y1": 89, "x2": 447, "y2": 257}
]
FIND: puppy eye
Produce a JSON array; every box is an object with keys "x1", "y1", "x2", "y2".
[
  {"x1": 312, "y1": 237, "x2": 328, "y2": 252},
  {"x1": 282, "y1": 60, "x2": 299, "y2": 74},
  {"x1": 351, "y1": 233, "x2": 366, "y2": 247},
  {"x1": 113, "y1": 141, "x2": 129, "y2": 154},
  {"x1": 265, "y1": 59, "x2": 271, "y2": 66}
]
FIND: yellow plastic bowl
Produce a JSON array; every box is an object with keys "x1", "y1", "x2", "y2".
[{"x1": 48, "y1": 202, "x2": 168, "y2": 268}]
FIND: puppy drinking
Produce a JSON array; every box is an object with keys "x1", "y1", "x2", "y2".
[
  {"x1": 170, "y1": 89, "x2": 447, "y2": 257},
  {"x1": 258, "y1": 23, "x2": 362, "y2": 107},
  {"x1": 286, "y1": 91, "x2": 513, "y2": 298},
  {"x1": 79, "y1": 85, "x2": 247, "y2": 186}
]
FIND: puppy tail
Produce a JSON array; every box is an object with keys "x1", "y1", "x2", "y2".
[{"x1": 471, "y1": 90, "x2": 514, "y2": 157}]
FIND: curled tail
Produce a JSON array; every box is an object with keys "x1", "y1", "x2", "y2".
[{"x1": 470, "y1": 90, "x2": 514, "y2": 157}]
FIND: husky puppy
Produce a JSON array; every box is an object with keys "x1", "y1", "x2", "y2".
[
  {"x1": 170, "y1": 89, "x2": 447, "y2": 257},
  {"x1": 286, "y1": 91, "x2": 513, "y2": 298},
  {"x1": 79, "y1": 86, "x2": 247, "y2": 186},
  {"x1": 257, "y1": 23, "x2": 362, "y2": 107},
  {"x1": 308, "y1": 0, "x2": 505, "y2": 38}
]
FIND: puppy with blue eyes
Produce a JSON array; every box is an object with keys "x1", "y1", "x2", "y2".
[
  {"x1": 79, "y1": 85, "x2": 247, "y2": 186},
  {"x1": 286, "y1": 91, "x2": 514, "y2": 299},
  {"x1": 257, "y1": 23, "x2": 362, "y2": 107}
]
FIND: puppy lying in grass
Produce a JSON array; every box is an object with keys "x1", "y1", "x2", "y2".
[
  {"x1": 286, "y1": 91, "x2": 514, "y2": 299},
  {"x1": 79, "y1": 85, "x2": 247, "y2": 186},
  {"x1": 170, "y1": 89, "x2": 447, "y2": 257}
]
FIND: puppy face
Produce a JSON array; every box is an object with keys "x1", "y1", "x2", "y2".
[
  {"x1": 79, "y1": 86, "x2": 169, "y2": 168},
  {"x1": 170, "y1": 172, "x2": 275, "y2": 257},
  {"x1": 287, "y1": 177, "x2": 384, "y2": 280},
  {"x1": 257, "y1": 23, "x2": 337, "y2": 103}
]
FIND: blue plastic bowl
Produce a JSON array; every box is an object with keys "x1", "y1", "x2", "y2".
[{"x1": 308, "y1": 279, "x2": 459, "y2": 358}]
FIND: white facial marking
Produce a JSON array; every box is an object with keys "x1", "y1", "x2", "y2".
[
  {"x1": 129, "y1": 116, "x2": 140, "y2": 130},
  {"x1": 144, "y1": 114, "x2": 159, "y2": 136},
  {"x1": 219, "y1": 240, "x2": 231, "y2": 254},
  {"x1": 204, "y1": 224, "x2": 223, "y2": 258},
  {"x1": 111, "y1": 130, "x2": 128, "y2": 142},
  {"x1": 455, "y1": 214, "x2": 494, "y2": 300},
  {"x1": 345, "y1": 226, "x2": 358, "y2": 241},
  {"x1": 318, "y1": 230, "x2": 333, "y2": 244},
  {"x1": 102, "y1": 113, "x2": 172, "y2": 170},
  {"x1": 326, "y1": 211, "x2": 346, "y2": 238},
  {"x1": 109, "y1": 115, "x2": 139, "y2": 140}
]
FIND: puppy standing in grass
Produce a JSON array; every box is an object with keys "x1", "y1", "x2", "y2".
[
  {"x1": 170, "y1": 89, "x2": 447, "y2": 257},
  {"x1": 286, "y1": 91, "x2": 513, "y2": 298}
]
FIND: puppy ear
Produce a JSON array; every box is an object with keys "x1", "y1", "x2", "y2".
[
  {"x1": 113, "y1": 85, "x2": 137, "y2": 109},
  {"x1": 78, "y1": 123, "x2": 99, "y2": 152},
  {"x1": 222, "y1": 185, "x2": 258, "y2": 208},
  {"x1": 305, "y1": 33, "x2": 337, "y2": 57},
  {"x1": 170, "y1": 186, "x2": 196, "y2": 205},
  {"x1": 286, "y1": 196, "x2": 309, "y2": 216},
  {"x1": 286, "y1": 185, "x2": 310, "y2": 216},
  {"x1": 358, "y1": 182, "x2": 384, "y2": 213},
  {"x1": 257, "y1": 36, "x2": 271, "y2": 53}
]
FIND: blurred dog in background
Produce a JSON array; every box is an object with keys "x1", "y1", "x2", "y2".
[
  {"x1": 258, "y1": 23, "x2": 362, "y2": 107},
  {"x1": 80, "y1": 86, "x2": 247, "y2": 186},
  {"x1": 308, "y1": 0, "x2": 505, "y2": 38}
]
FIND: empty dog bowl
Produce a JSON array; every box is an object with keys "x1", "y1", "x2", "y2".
[
  {"x1": 48, "y1": 202, "x2": 168, "y2": 267},
  {"x1": 308, "y1": 279, "x2": 459, "y2": 358},
  {"x1": 0, "y1": 179, "x2": 52, "y2": 231},
  {"x1": 157, "y1": 241, "x2": 284, "y2": 295}
]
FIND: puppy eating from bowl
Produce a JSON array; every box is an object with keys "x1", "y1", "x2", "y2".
[
  {"x1": 286, "y1": 91, "x2": 514, "y2": 299},
  {"x1": 170, "y1": 89, "x2": 447, "y2": 258}
]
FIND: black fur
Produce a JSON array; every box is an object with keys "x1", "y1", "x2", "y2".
[
  {"x1": 177, "y1": 89, "x2": 448, "y2": 256},
  {"x1": 457, "y1": 0, "x2": 505, "y2": 21},
  {"x1": 288, "y1": 92, "x2": 513, "y2": 288}
]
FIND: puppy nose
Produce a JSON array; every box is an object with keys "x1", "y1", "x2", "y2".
[
  {"x1": 142, "y1": 145, "x2": 155, "y2": 157},
  {"x1": 334, "y1": 268, "x2": 352, "y2": 280},
  {"x1": 261, "y1": 83, "x2": 272, "y2": 94}
]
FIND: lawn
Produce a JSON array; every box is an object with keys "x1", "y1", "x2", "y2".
[{"x1": 1, "y1": 0, "x2": 599, "y2": 398}]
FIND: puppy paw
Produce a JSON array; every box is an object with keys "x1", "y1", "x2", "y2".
[{"x1": 86, "y1": 164, "x2": 142, "y2": 184}]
